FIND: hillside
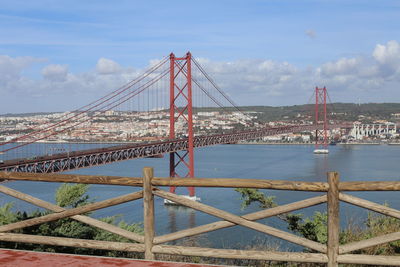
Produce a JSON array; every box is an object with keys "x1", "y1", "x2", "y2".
[
  {"x1": 195, "y1": 103, "x2": 400, "y2": 123},
  {"x1": 2, "y1": 103, "x2": 400, "y2": 123}
]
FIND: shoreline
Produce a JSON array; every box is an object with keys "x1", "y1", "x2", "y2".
[
  {"x1": 5, "y1": 140, "x2": 400, "y2": 146},
  {"x1": 237, "y1": 142, "x2": 400, "y2": 145}
]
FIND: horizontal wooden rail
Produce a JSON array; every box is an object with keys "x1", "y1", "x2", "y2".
[
  {"x1": 0, "y1": 171, "x2": 328, "y2": 190},
  {"x1": 339, "y1": 181, "x2": 400, "y2": 191},
  {"x1": 153, "y1": 178, "x2": 329, "y2": 191},
  {"x1": 0, "y1": 233, "x2": 145, "y2": 253},
  {"x1": 152, "y1": 245, "x2": 328, "y2": 263},
  {"x1": 337, "y1": 254, "x2": 400, "y2": 266},
  {"x1": 2, "y1": 171, "x2": 400, "y2": 191},
  {"x1": 0, "y1": 171, "x2": 144, "y2": 186}
]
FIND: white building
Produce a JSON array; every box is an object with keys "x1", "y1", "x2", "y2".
[{"x1": 349, "y1": 123, "x2": 397, "y2": 140}]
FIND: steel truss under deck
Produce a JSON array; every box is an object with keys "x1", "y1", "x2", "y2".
[{"x1": 0, "y1": 125, "x2": 321, "y2": 173}]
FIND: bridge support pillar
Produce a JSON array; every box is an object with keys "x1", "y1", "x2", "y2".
[
  {"x1": 315, "y1": 86, "x2": 329, "y2": 149},
  {"x1": 168, "y1": 52, "x2": 195, "y2": 197}
]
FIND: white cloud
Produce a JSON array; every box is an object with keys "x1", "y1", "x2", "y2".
[
  {"x1": 0, "y1": 55, "x2": 43, "y2": 82},
  {"x1": 42, "y1": 64, "x2": 69, "y2": 81},
  {"x1": 373, "y1": 40, "x2": 400, "y2": 65},
  {"x1": 96, "y1": 57, "x2": 122, "y2": 74},
  {"x1": 372, "y1": 40, "x2": 400, "y2": 79},
  {"x1": 1, "y1": 40, "x2": 400, "y2": 113},
  {"x1": 195, "y1": 58, "x2": 298, "y2": 98},
  {"x1": 319, "y1": 58, "x2": 359, "y2": 76},
  {"x1": 195, "y1": 41, "x2": 400, "y2": 104}
]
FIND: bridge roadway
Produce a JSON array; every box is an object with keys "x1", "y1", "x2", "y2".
[{"x1": 0, "y1": 125, "x2": 322, "y2": 173}]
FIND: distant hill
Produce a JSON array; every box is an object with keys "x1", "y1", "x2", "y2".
[
  {"x1": 0, "y1": 112, "x2": 62, "y2": 117},
  {"x1": 1, "y1": 103, "x2": 399, "y2": 123},
  {"x1": 194, "y1": 103, "x2": 400, "y2": 122}
]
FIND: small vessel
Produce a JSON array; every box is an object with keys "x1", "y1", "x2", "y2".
[
  {"x1": 164, "y1": 195, "x2": 201, "y2": 205},
  {"x1": 313, "y1": 149, "x2": 329, "y2": 154}
]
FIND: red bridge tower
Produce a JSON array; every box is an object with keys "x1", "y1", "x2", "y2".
[
  {"x1": 169, "y1": 52, "x2": 195, "y2": 197},
  {"x1": 314, "y1": 86, "x2": 329, "y2": 152}
]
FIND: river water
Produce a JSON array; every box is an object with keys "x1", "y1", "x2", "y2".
[{"x1": 2, "y1": 144, "x2": 400, "y2": 250}]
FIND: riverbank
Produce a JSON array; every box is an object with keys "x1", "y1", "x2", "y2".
[
  {"x1": 238, "y1": 141, "x2": 400, "y2": 145},
  {"x1": 8, "y1": 140, "x2": 400, "y2": 146}
]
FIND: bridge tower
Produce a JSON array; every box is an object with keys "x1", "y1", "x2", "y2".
[
  {"x1": 169, "y1": 52, "x2": 195, "y2": 197},
  {"x1": 314, "y1": 86, "x2": 329, "y2": 152}
]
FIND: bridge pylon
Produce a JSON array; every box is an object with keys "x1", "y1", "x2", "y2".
[
  {"x1": 168, "y1": 52, "x2": 195, "y2": 197},
  {"x1": 314, "y1": 86, "x2": 329, "y2": 151}
]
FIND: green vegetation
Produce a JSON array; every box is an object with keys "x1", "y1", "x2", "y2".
[
  {"x1": 236, "y1": 188, "x2": 400, "y2": 257},
  {"x1": 196, "y1": 103, "x2": 400, "y2": 123},
  {"x1": 0, "y1": 183, "x2": 143, "y2": 257},
  {"x1": 3, "y1": 102, "x2": 400, "y2": 123}
]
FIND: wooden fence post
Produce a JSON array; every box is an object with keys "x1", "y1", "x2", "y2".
[
  {"x1": 327, "y1": 172, "x2": 339, "y2": 267},
  {"x1": 143, "y1": 167, "x2": 155, "y2": 260}
]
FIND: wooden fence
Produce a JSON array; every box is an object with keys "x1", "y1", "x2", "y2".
[{"x1": 0, "y1": 169, "x2": 400, "y2": 266}]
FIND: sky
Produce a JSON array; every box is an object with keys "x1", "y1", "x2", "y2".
[{"x1": 0, "y1": 0, "x2": 400, "y2": 113}]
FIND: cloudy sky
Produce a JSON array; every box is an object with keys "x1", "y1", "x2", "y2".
[{"x1": 0, "y1": 0, "x2": 399, "y2": 113}]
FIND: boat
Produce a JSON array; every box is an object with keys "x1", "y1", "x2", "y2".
[
  {"x1": 164, "y1": 195, "x2": 201, "y2": 205},
  {"x1": 313, "y1": 149, "x2": 329, "y2": 154}
]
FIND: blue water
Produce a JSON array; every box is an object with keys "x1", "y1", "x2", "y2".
[{"x1": 1, "y1": 144, "x2": 400, "y2": 250}]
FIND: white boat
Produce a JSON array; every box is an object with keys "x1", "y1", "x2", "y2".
[
  {"x1": 164, "y1": 195, "x2": 201, "y2": 205},
  {"x1": 313, "y1": 149, "x2": 329, "y2": 154}
]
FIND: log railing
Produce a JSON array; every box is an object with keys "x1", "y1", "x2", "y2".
[{"x1": 0, "y1": 169, "x2": 400, "y2": 266}]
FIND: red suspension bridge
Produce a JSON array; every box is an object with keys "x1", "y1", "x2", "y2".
[{"x1": 0, "y1": 52, "x2": 342, "y2": 196}]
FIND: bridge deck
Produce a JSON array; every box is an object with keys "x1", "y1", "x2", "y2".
[
  {"x1": 0, "y1": 249, "x2": 223, "y2": 267},
  {"x1": 0, "y1": 124, "x2": 324, "y2": 173}
]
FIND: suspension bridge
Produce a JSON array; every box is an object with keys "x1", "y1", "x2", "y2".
[{"x1": 0, "y1": 52, "x2": 342, "y2": 195}]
